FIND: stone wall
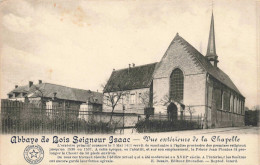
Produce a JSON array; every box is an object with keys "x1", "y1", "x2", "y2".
[
  {"x1": 153, "y1": 36, "x2": 206, "y2": 116},
  {"x1": 206, "y1": 76, "x2": 245, "y2": 128}
]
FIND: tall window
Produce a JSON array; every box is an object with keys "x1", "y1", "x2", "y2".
[
  {"x1": 223, "y1": 91, "x2": 230, "y2": 111},
  {"x1": 170, "y1": 68, "x2": 184, "y2": 102},
  {"x1": 215, "y1": 89, "x2": 222, "y2": 110}
]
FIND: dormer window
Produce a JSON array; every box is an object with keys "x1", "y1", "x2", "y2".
[
  {"x1": 8, "y1": 94, "x2": 13, "y2": 98},
  {"x1": 14, "y1": 92, "x2": 19, "y2": 97}
]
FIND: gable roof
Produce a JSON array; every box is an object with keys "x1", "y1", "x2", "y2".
[
  {"x1": 104, "y1": 63, "x2": 157, "y2": 92},
  {"x1": 8, "y1": 83, "x2": 103, "y2": 104},
  {"x1": 104, "y1": 34, "x2": 243, "y2": 97},
  {"x1": 173, "y1": 34, "x2": 243, "y2": 97}
]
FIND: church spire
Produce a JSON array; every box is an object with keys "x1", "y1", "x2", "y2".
[{"x1": 206, "y1": 12, "x2": 218, "y2": 67}]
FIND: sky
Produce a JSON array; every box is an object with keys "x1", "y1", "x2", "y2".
[{"x1": 0, "y1": 0, "x2": 259, "y2": 108}]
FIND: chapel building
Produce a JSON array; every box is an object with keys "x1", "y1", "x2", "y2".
[{"x1": 103, "y1": 13, "x2": 245, "y2": 128}]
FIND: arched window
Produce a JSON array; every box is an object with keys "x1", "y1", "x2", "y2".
[{"x1": 170, "y1": 68, "x2": 184, "y2": 102}]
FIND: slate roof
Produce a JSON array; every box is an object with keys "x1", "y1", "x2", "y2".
[
  {"x1": 8, "y1": 83, "x2": 103, "y2": 104},
  {"x1": 173, "y1": 34, "x2": 243, "y2": 97},
  {"x1": 104, "y1": 63, "x2": 157, "y2": 92}
]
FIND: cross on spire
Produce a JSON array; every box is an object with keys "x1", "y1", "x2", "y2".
[{"x1": 211, "y1": 0, "x2": 214, "y2": 12}]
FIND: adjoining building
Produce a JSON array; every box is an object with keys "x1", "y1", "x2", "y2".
[
  {"x1": 7, "y1": 80, "x2": 103, "y2": 113},
  {"x1": 103, "y1": 13, "x2": 245, "y2": 128}
]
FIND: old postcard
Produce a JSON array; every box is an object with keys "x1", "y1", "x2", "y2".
[{"x1": 0, "y1": 0, "x2": 259, "y2": 164}]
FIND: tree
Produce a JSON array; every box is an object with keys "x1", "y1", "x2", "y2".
[
  {"x1": 28, "y1": 85, "x2": 46, "y2": 109},
  {"x1": 139, "y1": 91, "x2": 157, "y2": 107},
  {"x1": 160, "y1": 94, "x2": 171, "y2": 108},
  {"x1": 160, "y1": 94, "x2": 178, "y2": 121},
  {"x1": 245, "y1": 105, "x2": 259, "y2": 126},
  {"x1": 186, "y1": 105, "x2": 196, "y2": 121},
  {"x1": 252, "y1": 105, "x2": 260, "y2": 111},
  {"x1": 102, "y1": 82, "x2": 127, "y2": 124},
  {"x1": 160, "y1": 94, "x2": 186, "y2": 121},
  {"x1": 34, "y1": 86, "x2": 45, "y2": 108},
  {"x1": 139, "y1": 91, "x2": 157, "y2": 120}
]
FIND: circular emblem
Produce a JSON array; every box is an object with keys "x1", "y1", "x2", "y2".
[{"x1": 24, "y1": 145, "x2": 44, "y2": 164}]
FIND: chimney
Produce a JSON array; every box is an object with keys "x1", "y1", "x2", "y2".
[
  {"x1": 39, "y1": 80, "x2": 42, "y2": 84},
  {"x1": 15, "y1": 85, "x2": 18, "y2": 88},
  {"x1": 132, "y1": 63, "x2": 135, "y2": 67},
  {"x1": 29, "y1": 81, "x2": 33, "y2": 87},
  {"x1": 128, "y1": 64, "x2": 131, "y2": 73},
  {"x1": 113, "y1": 68, "x2": 115, "y2": 71}
]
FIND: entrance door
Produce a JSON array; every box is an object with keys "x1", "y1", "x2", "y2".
[{"x1": 167, "y1": 103, "x2": 177, "y2": 122}]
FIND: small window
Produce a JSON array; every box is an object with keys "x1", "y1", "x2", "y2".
[
  {"x1": 106, "y1": 96, "x2": 109, "y2": 105},
  {"x1": 125, "y1": 94, "x2": 129, "y2": 104},
  {"x1": 130, "y1": 94, "x2": 135, "y2": 104},
  {"x1": 14, "y1": 92, "x2": 19, "y2": 97},
  {"x1": 121, "y1": 94, "x2": 125, "y2": 104},
  {"x1": 138, "y1": 93, "x2": 142, "y2": 104},
  {"x1": 66, "y1": 102, "x2": 70, "y2": 108}
]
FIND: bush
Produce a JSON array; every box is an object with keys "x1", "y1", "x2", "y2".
[{"x1": 135, "y1": 119, "x2": 201, "y2": 133}]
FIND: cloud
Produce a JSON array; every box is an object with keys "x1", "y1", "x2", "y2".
[{"x1": 3, "y1": 13, "x2": 33, "y2": 33}]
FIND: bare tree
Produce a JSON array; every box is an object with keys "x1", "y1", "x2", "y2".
[
  {"x1": 32, "y1": 86, "x2": 46, "y2": 109},
  {"x1": 160, "y1": 94, "x2": 186, "y2": 121},
  {"x1": 139, "y1": 90, "x2": 157, "y2": 120},
  {"x1": 186, "y1": 105, "x2": 196, "y2": 121},
  {"x1": 160, "y1": 94, "x2": 171, "y2": 107},
  {"x1": 139, "y1": 91, "x2": 157, "y2": 107},
  {"x1": 252, "y1": 105, "x2": 260, "y2": 111},
  {"x1": 160, "y1": 94, "x2": 176, "y2": 121},
  {"x1": 102, "y1": 82, "x2": 127, "y2": 124}
]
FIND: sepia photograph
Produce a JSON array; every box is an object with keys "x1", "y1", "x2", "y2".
[{"x1": 0, "y1": 0, "x2": 259, "y2": 164}]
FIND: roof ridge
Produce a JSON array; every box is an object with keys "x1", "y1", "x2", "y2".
[
  {"x1": 43, "y1": 82, "x2": 100, "y2": 93},
  {"x1": 176, "y1": 36, "x2": 242, "y2": 95},
  {"x1": 176, "y1": 35, "x2": 207, "y2": 72},
  {"x1": 104, "y1": 62, "x2": 157, "y2": 92},
  {"x1": 113, "y1": 62, "x2": 158, "y2": 72},
  {"x1": 153, "y1": 33, "x2": 243, "y2": 97},
  {"x1": 153, "y1": 33, "x2": 183, "y2": 73}
]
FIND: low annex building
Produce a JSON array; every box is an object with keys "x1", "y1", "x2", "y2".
[
  {"x1": 103, "y1": 13, "x2": 245, "y2": 128},
  {"x1": 7, "y1": 80, "x2": 103, "y2": 113}
]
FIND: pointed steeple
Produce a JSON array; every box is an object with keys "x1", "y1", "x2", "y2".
[{"x1": 206, "y1": 12, "x2": 218, "y2": 67}]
